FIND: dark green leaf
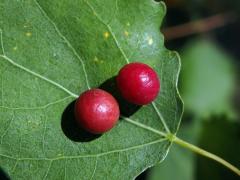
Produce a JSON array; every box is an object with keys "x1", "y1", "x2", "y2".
[{"x1": 196, "y1": 117, "x2": 240, "y2": 180}]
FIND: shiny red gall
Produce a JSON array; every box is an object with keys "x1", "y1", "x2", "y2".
[
  {"x1": 116, "y1": 62, "x2": 160, "y2": 105},
  {"x1": 74, "y1": 89, "x2": 120, "y2": 134}
]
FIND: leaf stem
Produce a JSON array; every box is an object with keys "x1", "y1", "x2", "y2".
[{"x1": 172, "y1": 136, "x2": 240, "y2": 176}]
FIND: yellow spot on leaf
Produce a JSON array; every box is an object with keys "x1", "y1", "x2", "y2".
[
  {"x1": 94, "y1": 57, "x2": 104, "y2": 64},
  {"x1": 126, "y1": 22, "x2": 130, "y2": 26},
  {"x1": 13, "y1": 46, "x2": 18, "y2": 51},
  {"x1": 124, "y1": 31, "x2": 129, "y2": 37},
  {"x1": 104, "y1": 31, "x2": 110, "y2": 39},
  {"x1": 25, "y1": 32, "x2": 32, "y2": 37},
  {"x1": 148, "y1": 37, "x2": 153, "y2": 45}
]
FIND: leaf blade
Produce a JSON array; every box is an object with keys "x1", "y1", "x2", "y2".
[{"x1": 0, "y1": 0, "x2": 183, "y2": 179}]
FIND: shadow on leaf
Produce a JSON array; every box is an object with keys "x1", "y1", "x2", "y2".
[
  {"x1": 61, "y1": 76, "x2": 141, "y2": 142},
  {"x1": 99, "y1": 76, "x2": 141, "y2": 117},
  {"x1": 61, "y1": 100, "x2": 101, "y2": 142},
  {"x1": 0, "y1": 168, "x2": 10, "y2": 180}
]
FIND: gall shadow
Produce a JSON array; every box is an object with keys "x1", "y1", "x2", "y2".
[
  {"x1": 0, "y1": 168, "x2": 10, "y2": 180},
  {"x1": 61, "y1": 100, "x2": 101, "y2": 142},
  {"x1": 99, "y1": 76, "x2": 141, "y2": 117},
  {"x1": 61, "y1": 76, "x2": 141, "y2": 142}
]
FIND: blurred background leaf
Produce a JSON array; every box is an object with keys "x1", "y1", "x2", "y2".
[
  {"x1": 180, "y1": 39, "x2": 236, "y2": 119},
  {"x1": 196, "y1": 116, "x2": 240, "y2": 180},
  {"x1": 147, "y1": 116, "x2": 240, "y2": 180}
]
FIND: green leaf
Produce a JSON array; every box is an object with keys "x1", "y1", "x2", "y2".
[
  {"x1": 180, "y1": 39, "x2": 236, "y2": 119},
  {"x1": 148, "y1": 120, "x2": 201, "y2": 180},
  {"x1": 0, "y1": 0, "x2": 183, "y2": 179}
]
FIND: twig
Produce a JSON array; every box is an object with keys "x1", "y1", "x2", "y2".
[
  {"x1": 173, "y1": 136, "x2": 240, "y2": 176},
  {"x1": 162, "y1": 12, "x2": 237, "y2": 40}
]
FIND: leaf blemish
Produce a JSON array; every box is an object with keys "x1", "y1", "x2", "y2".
[
  {"x1": 124, "y1": 30, "x2": 129, "y2": 37},
  {"x1": 148, "y1": 36, "x2": 153, "y2": 45},
  {"x1": 103, "y1": 31, "x2": 110, "y2": 39},
  {"x1": 94, "y1": 57, "x2": 104, "y2": 64},
  {"x1": 25, "y1": 32, "x2": 32, "y2": 37}
]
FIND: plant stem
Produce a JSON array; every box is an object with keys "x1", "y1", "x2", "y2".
[{"x1": 172, "y1": 136, "x2": 240, "y2": 176}]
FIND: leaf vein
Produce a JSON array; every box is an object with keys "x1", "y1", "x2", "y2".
[
  {"x1": 0, "y1": 54, "x2": 78, "y2": 98},
  {"x1": 64, "y1": 160, "x2": 67, "y2": 180},
  {"x1": 0, "y1": 114, "x2": 14, "y2": 145},
  {"x1": 0, "y1": 29, "x2": 5, "y2": 56},
  {"x1": 84, "y1": 0, "x2": 130, "y2": 64},
  {"x1": 0, "y1": 138, "x2": 167, "y2": 161},
  {"x1": 11, "y1": 160, "x2": 18, "y2": 174},
  {"x1": 34, "y1": 0, "x2": 91, "y2": 89},
  {"x1": 0, "y1": 96, "x2": 73, "y2": 110},
  {"x1": 151, "y1": 102, "x2": 170, "y2": 133},
  {"x1": 43, "y1": 160, "x2": 53, "y2": 180},
  {"x1": 90, "y1": 156, "x2": 98, "y2": 180},
  {"x1": 41, "y1": 111, "x2": 47, "y2": 157}
]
